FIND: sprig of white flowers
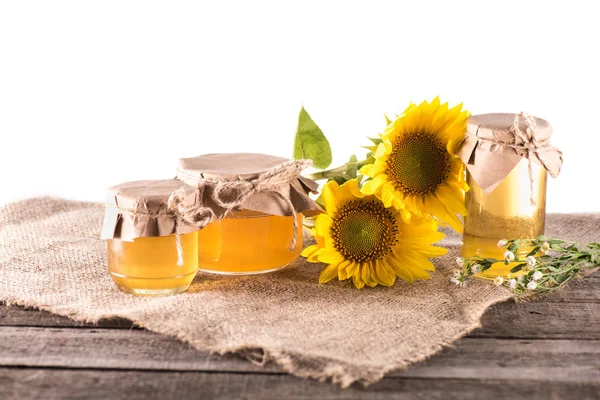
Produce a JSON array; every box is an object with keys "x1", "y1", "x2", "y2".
[{"x1": 451, "y1": 236, "x2": 600, "y2": 295}]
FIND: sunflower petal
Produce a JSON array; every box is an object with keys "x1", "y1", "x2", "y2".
[
  {"x1": 315, "y1": 214, "x2": 333, "y2": 238},
  {"x1": 322, "y1": 181, "x2": 339, "y2": 213},
  {"x1": 374, "y1": 260, "x2": 396, "y2": 286},
  {"x1": 352, "y1": 273, "x2": 365, "y2": 289},
  {"x1": 337, "y1": 260, "x2": 352, "y2": 280},
  {"x1": 301, "y1": 244, "x2": 321, "y2": 259},
  {"x1": 436, "y1": 184, "x2": 468, "y2": 216},
  {"x1": 380, "y1": 183, "x2": 397, "y2": 208},
  {"x1": 319, "y1": 263, "x2": 340, "y2": 284},
  {"x1": 317, "y1": 250, "x2": 344, "y2": 264},
  {"x1": 386, "y1": 256, "x2": 415, "y2": 283},
  {"x1": 361, "y1": 174, "x2": 387, "y2": 194}
]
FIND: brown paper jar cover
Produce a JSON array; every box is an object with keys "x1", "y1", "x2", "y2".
[
  {"x1": 101, "y1": 179, "x2": 201, "y2": 241},
  {"x1": 175, "y1": 153, "x2": 322, "y2": 217},
  {"x1": 456, "y1": 113, "x2": 562, "y2": 193}
]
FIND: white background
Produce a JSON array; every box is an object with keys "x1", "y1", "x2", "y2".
[{"x1": 0, "y1": 1, "x2": 597, "y2": 212}]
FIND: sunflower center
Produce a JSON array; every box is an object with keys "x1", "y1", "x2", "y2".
[
  {"x1": 331, "y1": 200, "x2": 398, "y2": 264},
  {"x1": 386, "y1": 132, "x2": 450, "y2": 196}
]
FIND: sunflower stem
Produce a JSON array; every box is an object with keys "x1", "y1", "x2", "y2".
[{"x1": 304, "y1": 158, "x2": 372, "y2": 181}]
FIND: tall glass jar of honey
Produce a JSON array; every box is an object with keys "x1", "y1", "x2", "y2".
[{"x1": 457, "y1": 113, "x2": 562, "y2": 278}]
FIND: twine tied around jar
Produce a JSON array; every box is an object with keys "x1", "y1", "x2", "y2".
[
  {"x1": 469, "y1": 112, "x2": 563, "y2": 206},
  {"x1": 167, "y1": 159, "x2": 313, "y2": 266}
]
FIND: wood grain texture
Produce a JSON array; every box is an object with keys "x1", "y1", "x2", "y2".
[
  {"x1": 1, "y1": 326, "x2": 599, "y2": 383},
  {"x1": 0, "y1": 305, "x2": 136, "y2": 329},
  {"x1": 1, "y1": 368, "x2": 599, "y2": 400},
  {"x1": 0, "y1": 270, "x2": 599, "y2": 399}
]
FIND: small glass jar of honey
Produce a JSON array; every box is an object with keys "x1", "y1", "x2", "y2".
[{"x1": 101, "y1": 180, "x2": 201, "y2": 295}]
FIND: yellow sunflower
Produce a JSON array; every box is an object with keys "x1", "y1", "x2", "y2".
[
  {"x1": 302, "y1": 179, "x2": 447, "y2": 289},
  {"x1": 360, "y1": 97, "x2": 470, "y2": 232}
]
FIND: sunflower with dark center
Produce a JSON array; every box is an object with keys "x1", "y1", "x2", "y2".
[
  {"x1": 302, "y1": 179, "x2": 447, "y2": 289},
  {"x1": 361, "y1": 97, "x2": 470, "y2": 232}
]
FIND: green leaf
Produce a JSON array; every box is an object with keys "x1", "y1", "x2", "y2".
[
  {"x1": 293, "y1": 106, "x2": 332, "y2": 169},
  {"x1": 347, "y1": 154, "x2": 358, "y2": 178},
  {"x1": 367, "y1": 137, "x2": 383, "y2": 146},
  {"x1": 527, "y1": 247, "x2": 541, "y2": 257},
  {"x1": 314, "y1": 194, "x2": 325, "y2": 209},
  {"x1": 384, "y1": 114, "x2": 393, "y2": 126},
  {"x1": 510, "y1": 263, "x2": 527, "y2": 273},
  {"x1": 332, "y1": 176, "x2": 347, "y2": 185}
]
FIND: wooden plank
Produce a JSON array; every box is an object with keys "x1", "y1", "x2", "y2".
[
  {"x1": 1, "y1": 326, "x2": 600, "y2": 383},
  {"x1": 0, "y1": 326, "x2": 277, "y2": 374},
  {"x1": 0, "y1": 304, "x2": 137, "y2": 329},
  {"x1": 1, "y1": 368, "x2": 599, "y2": 400},
  {"x1": 2, "y1": 300, "x2": 599, "y2": 340},
  {"x1": 532, "y1": 272, "x2": 600, "y2": 303},
  {"x1": 473, "y1": 301, "x2": 600, "y2": 339}
]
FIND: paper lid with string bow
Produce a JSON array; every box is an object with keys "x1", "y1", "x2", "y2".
[
  {"x1": 456, "y1": 113, "x2": 563, "y2": 195},
  {"x1": 101, "y1": 154, "x2": 321, "y2": 242},
  {"x1": 174, "y1": 153, "x2": 321, "y2": 221},
  {"x1": 101, "y1": 179, "x2": 201, "y2": 241}
]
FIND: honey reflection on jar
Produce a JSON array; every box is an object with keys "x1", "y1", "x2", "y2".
[
  {"x1": 461, "y1": 159, "x2": 547, "y2": 279},
  {"x1": 107, "y1": 232, "x2": 199, "y2": 296},
  {"x1": 197, "y1": 210, "x2": 303, "y2": 274}
]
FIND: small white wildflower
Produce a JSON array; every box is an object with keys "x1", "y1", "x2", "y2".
[
  {"x1": 450, "y1": 276, "x2": 467, "y2": 288},
  {"x1": 494, "y1": 276, "x2": 504, "y2": 286},
  {"x1": 532, "y1": 271, "x2": 543, "y2": 281},
  {"x1": 471, "y1": 263, "x2": 481, "y2": 274},
  {"x1": 527, "y1": 281, "x2": 538, "y2": 290},
  {"x1": 497, "y1": 239, "x2": 508, "y2": 248},
  {"x1": 541, "y1": 242, "x2": 550, "y2": 254},
  {"x1": 508, "y1": 279, "x2": 518, "y2": 291},
  {"x1": 504, "y1": 251, "x2": 515, "y2": 262},
  {"x1": 526, "y1": 256, "x2": 536, "y2": 267},
  {"x1": 455, "y1": 257, "x2": 464, "y2": 268},
  {"x1": 452, "y1": 269, "x2": 462, "y2": 278},
  {"x1": 517, "y1": 274, "x2": 525, "y2": 283}
]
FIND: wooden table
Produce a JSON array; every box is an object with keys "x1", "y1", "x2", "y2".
[{"x1": 1, "y1": 272, "x2": 599, "y2": 400}]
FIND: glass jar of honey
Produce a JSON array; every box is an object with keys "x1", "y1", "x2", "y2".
[
  {"x1": 101, "y1": 180, "x2": 201, "y2": 295},
  {"x1": 457, "y1": 113, "x2": 562, "y2": 278},
  {"x1": 176, "y1": 153, "x2": 321, "y2": 275}
]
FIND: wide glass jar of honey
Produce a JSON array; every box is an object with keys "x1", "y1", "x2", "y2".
[
  {"x1": 457, "y1": 113, "x2": 562, "y2": 278},
  {"x1": 176, "y1": 153, "x2": 321, "y2": 275},
  {"x1": 101, "y1": 180, "x2": 201, "y2": 295}
]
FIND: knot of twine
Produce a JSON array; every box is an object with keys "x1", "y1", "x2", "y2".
[
  {"x1": 471, "y1": 112, "x2": 563, "y2": 206},
  {"x1": 167, "y1": 159, "x2": 313, "y2": 266}
]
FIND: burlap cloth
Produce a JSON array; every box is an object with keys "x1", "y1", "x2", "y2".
[{"x1": 1, "y1": 198, "x2": 599, "y2": 387}]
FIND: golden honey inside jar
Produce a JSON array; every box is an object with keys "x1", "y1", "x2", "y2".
[
  {"x1": 176, "y1": 153, "x2": 321, "y2": 275},
  {"x1": 461, "y1": 160, "x2": 547, "y2": 278},
  {"x1": 107, "y1": 232, "x2": 199, "y2": 295},
  {"x1": 101, "y1": 180, "x2": 201, "y2": 296},
  {"x1": 457, "y1": 113, "x2": 562, "y2": 279},
  {"x1": 198, "y1": 210, "x2": 303, "y2": 274}
]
